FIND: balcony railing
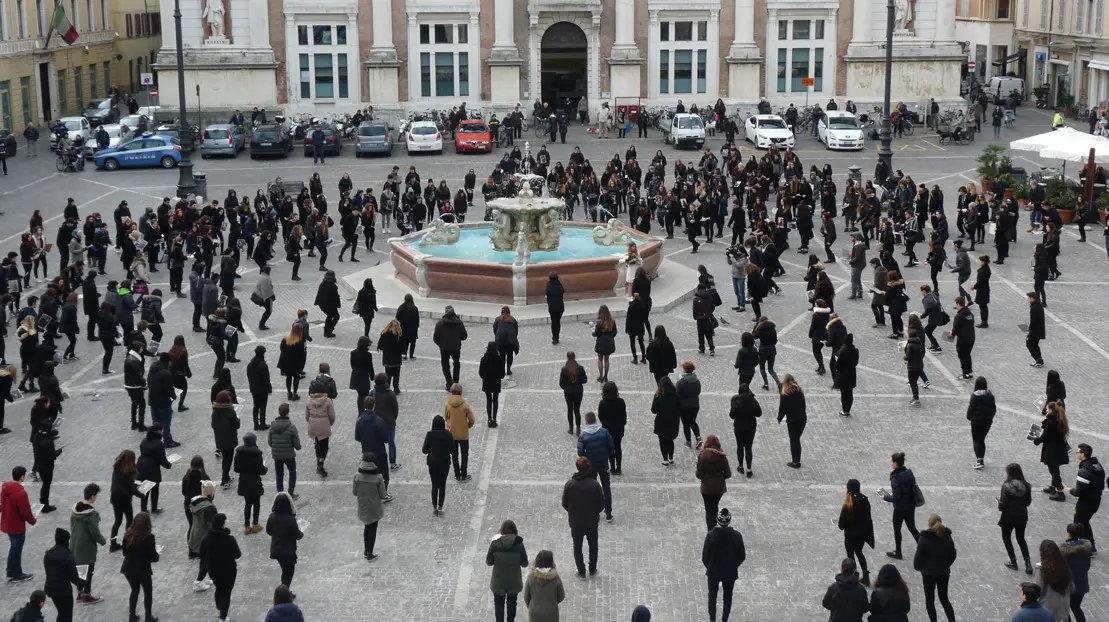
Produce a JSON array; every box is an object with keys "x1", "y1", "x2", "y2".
[{"x1": 0, "y1": 39, "x2": 42, "y2": 56}]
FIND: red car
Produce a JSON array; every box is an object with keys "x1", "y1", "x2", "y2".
[{"x1": 454, "y1": 120, "x2": 493, "y2": 153}]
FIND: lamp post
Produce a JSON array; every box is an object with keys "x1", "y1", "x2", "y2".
[
  {"x1": 877, "y1": 0, "x2": 895, "y2": 175},
  {"x1": 173, "y1": 0, "x2": 195, "y2": 198}
]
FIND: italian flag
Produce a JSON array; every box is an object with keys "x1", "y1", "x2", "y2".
[{"x1": 51, "y1": 3, "x2": 79, "y2": 44}]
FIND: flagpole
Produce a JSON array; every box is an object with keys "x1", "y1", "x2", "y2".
[{"x1": 42, "y1": 1, "x2": 58, "y2": 49}]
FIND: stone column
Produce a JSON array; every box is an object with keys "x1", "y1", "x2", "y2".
[
  {"x1": 366, "y1": 0, "x2": 399, "y2": 105},
  {"x1": 726, "y1": 0, "x2": 760, "y2": 102},
  {"x1": 851, "y1": 0, "x2": 871, "y2": 43},
  {"x1": 489, "y1": 0, "x2": 522, "y2": 104},
  {"x1": 609, "y1": 0, "x2": 643, "y2": 100},
  {"x1": 934, "y1": 0, "x2": 956, "y2": 41}
]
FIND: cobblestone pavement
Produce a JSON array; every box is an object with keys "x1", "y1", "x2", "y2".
[{"x1": 0, "y1": 107, "x2": 1106, "y2": 621}]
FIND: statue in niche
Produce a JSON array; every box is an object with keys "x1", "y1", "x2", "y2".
[
  {"x1": 893, "y1": 0, "x2": 915, "y2": 31},
  {"x1": 203, "y1": 0, "x2": 227, "y2": 39}
]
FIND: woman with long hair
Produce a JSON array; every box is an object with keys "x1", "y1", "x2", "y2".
[
  {"x1": 1036, "y1": 539, "x2": 1073, "y2": 620},
  {"x1": 1034, "y1": 400, "x2": 1070, "y2": 501},
  {"x1": 493, "y1": 306, "x2": 520, "y2": 376},
  {"x1": 286, "y1": 224, "x2": 303, "y2": 281},
  {"x1": 651, "y1": 376, "x2": 681, "y2": 465},
  {"x1": 168, "y1": 335, "x2": 192, "y2": 412},
  {"x1": 592, "y1": 305, "x2": 617, "y2": 382},
  {"x1": 478, "y1": 342, "x2": 505, "y2": 427},
  {"x1": 966, "y1": 376, "x2": 996, "y2": 469},
  {"x1": 355, "y1": 278, "x2": 378, "y2": 339},
  {"x1": 109, "y1": 449, "x2": 144, "y2": 552},
  {"x1": 839, "y1": 479, "x2": 875, "y2": 585},
  {"x1": 278, "y1": 323, "x2": 307, "y2": 401},
  {"x1": 523, "y1": 549, "x2": 565, "y2": 622},
  {"x1": 598, "y1": 381, "x2": 627, "y2": 474},
  {"x1": 868, "y1": 564, "x2": 911, "y2": 619},
  {"x1": 695, "y1": 434, "x2": 731, "y2": 531},
  {"x1": 422, "y1": 416, "x2": 454, "y2": 516},
  {"x1": 777, "y1": 375, "x2": 807, "y2": 468},
  {"x1": 998, "y1": 463, "x2": 1033, "y2": 574},
  {"x1": 559, "y1": 352, "x2": 588, "y2": 435},
  {"x1": 644, "y1": 325, "x2": 677, "y2": 386},
  {"x1": 1043, "y1": 369, "x2": 1066, "y2": 414},
  {"x1": 377, "y1": 319, "x2": 404, "y2": 393},
  {"x1": 914, "y1": 514, "x2": 957, "y2": 622},
  {"x1": 121, "y1": 511, "x2": 159, "y2": 621},
  {"x1": 265, "y1": 492, "x2": 304, "y2": 587}
]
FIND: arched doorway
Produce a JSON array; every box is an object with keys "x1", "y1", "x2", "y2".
[{"x1": 540, "y1": 22, "x2": 587, "y2": 114}]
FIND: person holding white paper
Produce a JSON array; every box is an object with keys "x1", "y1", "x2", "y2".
[
  {"x1": 69, "y1": 483, "x2": 106, "y2": 604},
  {"x1": 120, "y1": 512, "x2": 159, "y2": 622},
  {"x1": 137, "y1": 425, "x2": 172, "y2": 515},
  {"x1": 109, "y1": 450, "x2": 145, "y2": 552}
]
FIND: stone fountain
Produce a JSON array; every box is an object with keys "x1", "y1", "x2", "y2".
[{"x1": 486, "y1": 142, "x2": 565, "y2": 252}]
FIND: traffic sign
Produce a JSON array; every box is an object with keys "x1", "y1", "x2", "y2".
[
  {"x1": 140, "y1": 72, "x2": 153, "y2": 85},
  {"x1": 149, "y1": 89, "x2": 158, "y2": 97},
  {"x1": 801, "y1": 77, "x2": 814, "y2": 87},
  {"x1": 967, "y1": 61, "x2": 976, "y2": 71}
]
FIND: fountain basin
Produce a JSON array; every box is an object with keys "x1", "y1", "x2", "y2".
[{"x1": 389, "y1": 222, "x2": 662, "y2": 305}]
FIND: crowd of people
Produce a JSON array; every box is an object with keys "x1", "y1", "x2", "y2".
[{"x1": 0, "y1": 127, "x2": 1105, "y2": 622}]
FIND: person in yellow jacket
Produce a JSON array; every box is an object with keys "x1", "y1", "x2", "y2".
[
  {"x1": 444, "y1": 383, "x2": 475, "y2": 481},
  {"x1": 1053, "y1": 112, "x2": 1065, "y2": 130}
]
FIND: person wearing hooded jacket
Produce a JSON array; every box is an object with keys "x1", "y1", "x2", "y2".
[
  {"x1": 675, "y1": 361, "x2": 703, "y2": 449},
  {"x1": 42, "y1": 528, "x2": 86, "y2": 622},
  {"x1": 822, "y1": 558, "x2": 870, "y2": 622},
  {"x1": 882, "y1": 451, "x2": 920, "y2": 560},
  {"x1": 869, "y1": 564, "x2": 911, "y2": 621},
  {"x1": 645, "y1": 326, "x2": 677, "y2": 386},
  {"x1": 305, "y1": 381, "x2": 336, "y2": 477},
  {"x1": 702, "y1": 507, "x2": 746, "y2": 622},
  {"x1": 264, "y1": 585, "x2": 305, "y2": 622},
  {"x1": 434, "y1": 305, "x2": 468, "y2": 391},
  {"x1": 729, "y1": 383, "x2": 761, "y2": 477},
  {"x1": 187, "y1": 481, "x2": 217, "y2": 591},
  {"x1": 353, "y1": 452, "x2": 388, "y2": 560},
  {"x1": 913, "y1": 514, "x2": 958, "y2": 622},
  {"x1": 199, "y1": 513, "x2": 241, "y2": 622},
  {"x1": 231, "y1": 432, "x2": 268, "y2": 534},
  {"x1": 577, "y1": 411, "x2": 615, "y2": 522},
  {"x1": 266, "y1": 492, "x2": 304, "y2": 587},
  {"x1": 545, "y1": 273, "x2": 565, "y2": 345},
  {"x1": 949, "y1": 297, "x2": 976, "y2": 379},
  {"x1": 1067, "y1": 443, "x2": 1105, "y2": 553},
  {"x1": 523, "y1": 550, "x2": 565, "y2": 622},
  {"x1": 268, "y1": 404, "x2": 302, "y2": 497},
  {"x1": 487, "y1": 519, "x2": 529, "y2": 622}
]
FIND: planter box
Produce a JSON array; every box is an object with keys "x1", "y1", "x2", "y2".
[
  {"x1": 1100, "y1": 209, "x2": 1108, "y2": 225},
  {"x1": 1057, "y1": 208, "x2": 1075, "y2": 224},
  {"x1": 1003, "y1": 188, "x2": 1016, "y2": 200}
]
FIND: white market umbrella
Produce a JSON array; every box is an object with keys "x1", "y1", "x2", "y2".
[{"x1": 1009, "y1": 127, "x2": 1109, "y2": 164}]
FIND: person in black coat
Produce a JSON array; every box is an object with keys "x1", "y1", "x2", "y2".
[
  {"x1": 120, "y1": 512, "x2": 159, "y2": 622},
  {"x1": 265, "y1": 492, "x2": 303, "y2": 587},
  {"x1": 245, "y1": 346, "x2": 272, "y2": 431},
  {"x1": 545, "y1": 272, "x2": 565, "y2": 345},
  {"x1": 200, "y1": 513, "x2": 241, "y2": 621},
  {"x1": 136, "y1": 425, "x2": 172, "y2": 514},
  {"x1": 597, "y1": 381, "x2": 627, "y2": 473},
  {"x1": 109, "y1": 450, "x2": 145, "y2": 552},
  {"x1": 809, "y1": 303, "x2": 831, "y2": 375},
  {"x1": 377, "y1": 321, "x2": 404, "y2": 393},
  {"x1": 971, "y1": 256, "x2": 991, "y2": 328},
  {"x1": 477, "y1": 342, "x2": 505, "y2": 427},
  {"x1": 912, "y1": 515, "x2": 958, "y2": 622},
  {"x1": 997, "y1": 463, "x2": 1033, "y2": 574},
  {"x1": 869, "y1": 564, "x2": 911, "y2": 621},
  {"x1": 59, "y1": 294, "x2": 80, "y2": 362},
  {"x1": 822, "y1": 558, "x2": 870, "y2": 622},
  {"x1": 701, "y1": 508, "x2": 746, "y2": 622},
  {"x1": 395, "y1": 294, "x2": 420, "y2": 358},
  {"x1": 1025, "y1": 292, "x2": 1045, "y2": 367},
  {"x1": 313, "y1": 271, "x2": 341, "y2": 338},
  {"x1": 31, "y1": 424, "x2": 60, "y2": 512},
  {"x1": 211, "y1": 392, "x2": 240, "y2": 486},
  {"x1": 349, "y1": 337, "x2": 376, "y2": 409},
  {"x1": 97, "y1": 302, "x2": 116, "y2": 374},
  {"x1": 835, "y1": 335, "x2": 859, "y2": 417},
  {"x1": 233, "y1": 432, "x2": 268, "y2": 532},
  {"x1": 559, "y1": 353, "x2": 589, "y2": 435},
  {"x1": 965, "y1": 377, "x2": 996, "y2": 469},
  {"x1": 644, "y1": 326, "x2": 677, "y2": 386},
  {"x1": 777, "y1": 376, "x2": 807, "y2": 468},
  {"x1": 948, "y1": 298, "x2": 975, "y2": 379},
  {"x1": 652, "y1": 377, "x2": 681, "y2": 464},
  {"x1": 82, "y1": 271, "x2": 100, "y2": 341},
  {"x1": 422, "y1": 415, "x2": 454, "y2": 515},
  {"x1": 881, "y1": 451, "x2": 920, "y2": 560},
  {"x1": 1033, "y1": 400, "x2": 1070, "y2": 500},
  {"x1": 42, "y1": 528, "x2": 86, "y2": 622},
  {"x1": 625, "y1": 295, "x2": 649, "y2": 364},
  {"x1": 838, "y1": 479, "x2": 875, "y2": 585},
  {"x1": 355, "y1": 278, "x2": 379, "y2": 339},
  {"x1": 728, "y1": 383, "x2": 761, "y2": 475}
]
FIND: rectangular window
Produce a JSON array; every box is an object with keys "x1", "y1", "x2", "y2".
[
  {"x1": 434, "y1": 24, "x2": 453, "y2": 44},
  {"x1": 777, "y1": 48, "x2": 787, "y2": 92},
  {"x1": 89, "y1": 64, "x2": 96, "y2": 101},
  {"x1": 1023, "y1": 0, "x2": 1029, "y2": 26},
  {"x1": 814, "y1": 47, "x2": 824, "y2": 91},
  {"x1": 434, "y1": 52, "x2": 454, "y2": 96},
  {"x1": 74, "y1": 66, "x2": 82, "y2": 111},
  {"x1": 659, "y1": 49, "x2": 669, "y2": 93},
  {"x1": 103, "y1": 63, "x2": 109, "y2": 97},
  {"x1": 57, "y1": 70, "x2": 66, "y2": 115},
  {"x1": 420, "y1": 52, "x2": 431, "y2": 97},
  {"x1": 793, "y1": 20, "x2": 810, "y2": 40},
  {"x1": 791, "y1": 48, "x2": 810, "y2": 92},
  {"x1": 1078, "y1": 0, "x2": 1086, "y2": 31},
  {"x1": 998, "y1": 0, "x2": 1010, "y2": 19},
  {"x1": 674, "y1": 21, "x2": 693, "y2": 41},
  {"x1": 960, "y1": 0, "x2": 970, "y2": 16},
  {"x1": 1059, "y1": 0, "x2": 1067, "y2": 29},
  {"x1": 459, "y1": 52, "x2": 469, "y2": 97},
  {"x1": 1098, "y1": 0, "x2": 1105, "y2": 33},
  {"x1": 420, "y1": 24, "x2": 429, "y2": 44},
  {"x1": 814, "y1": 19, "x2": 825, "y2": 39},
  {"x1": 337, "y1": 54, "x2": 348, "y2": 98},
  {"x1": 101, "y1": 0, "x2": 107, "y2": 30},
  {"x1": 660, "y1": 21, "x2": 669, "y2": 41},
  {"x1": 0, "y1": 0, "x2": 8, "y2": 40},
  {"x1": 458, "y1": 24, "x2": 468, "y2": 44},
  {"x1": 313, "y1": 25, "x2": 332, "y2": 45},
  {"x1": 297, "y1": 25, "x2": 307, "y2": 45},
  {"x1": 697, "y1": 21, "x2": 707, "y2": 41},
  {"x1": 696, "y1": 49, "x2": 706, "y2": 93},
  {"x1": 778, "y1": 20, "x2": 788, "y2": 40},
  {"x1": 36, "y1": 0, "x2": 44, "y2": 35},
  {"x1": 20, "y1": 77, "x2": 30, "y2": 126},
  {"x1": 337, "y1": 25, "x2": 346, "y2": 45},
  {"x1": 313, "y1": 54, "x2": 334, "y2": 97},
  {"x1": 0, "y1": 82, "x2": 10, "y2": 131},
  {"x1": 70, "y1": 0, "x2": 78, "y2": 30},
  {"x1": 86, "y1": 0, "x2": 92, "y2": 29},
  {"x1": 674, "y1": 49, "x2": 692, "y2": 93},
  {"x1": 1042, "y1": 0, "x2": 1049, "y2": 27},
  {"x1": 299, "y1": 54, "x2": 310, "y2": 98},
  {"x1": 17, "y1": 0, "x2": 25, "y2": 38},
  {"x1": 126, "y1": 14, "x2": 133, "y2": 37},
  {"x1": 152, "y1": 12, "x2": 160, "y2": 35}
]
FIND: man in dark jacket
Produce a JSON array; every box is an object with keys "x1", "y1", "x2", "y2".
[
  {"x1": 354, "y1": 396, "x2": 393, "y2": 498},
  {"x1": 577, "y1": 411, "x2": 614, "y2": 521},
  {"x1": 123, "y1": 342, "x2": 147, "y2": 431},
  {"x1": 821, "y1": 558, "x2": 869, "y2": 622},
  {"x1": 9, "y1": 590, "x2": 46, "y2": 622},
  {"x1": 188, "y1": 264, "x2": 205, "y2": 332},
  {"x1": 310, "y1": 126, "x2": 326, "y2": 164},
  {"x1": 949, "y1": 297, "x2": 976, "y2": 379},
  {"x1": 42, "y1": 528, "x2": 85, "y2": 622},
  {"x1": 702, "y1": 507, "x2": 746, "y2": 622},
  {"x1": 308, "y1": 362, "x2": 338, "y2": 399},
  {"x1": 950, "y1": 239, "x2": 971, "y2": 300},
  {"x1": 1026, "y1": 292, "x2": 1045, "y2": 367},
  {"x1": 245, "y1": 345, "x2": 272, "y2": 430},
  {"x1": 1068, "y1": 444, "x2": 1105, "y2": 552},
  {"x1": 82, "y1": 271, "x2": 100, "y2": 340},
  {"x1": 561, "y1": 457, "x2": 604, "y2": 577},
  {"x1": 147, "y1": 352, "x2": 178, "y2": 447},
  {"x1": 432, "y1": 305, "x2": 468, "y2": 391}
]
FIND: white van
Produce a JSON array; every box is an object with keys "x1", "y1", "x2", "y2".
[
  {"x1": 660, "y1": 113, "x2": 706, "y2": 149},
  {"x1": 987, "y1": 76, "x2": 1025, "y2": 101}
]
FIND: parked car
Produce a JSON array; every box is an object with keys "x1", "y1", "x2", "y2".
[
  {"x1": 117, "y1": 114, "x2": 150, "y2": 137},
  {"x1": 454, "y1": 120, "x2": 493, "y2": 153},
  {"x1": 302, "y1": 127, "x2": 342, "y2": 157},
  {"x1": 744, "y1": 114, "x2": 796, "y2": 149},
  {"x1": 406, "y1": 120, "x2": 442, "y2": 155},
  {"x1": 660, "y1": 113, "x2": 706, "y2": 149},
  {"x1": 152, "y1": 124, "x2": 197, "y2": 154},
  {"x1": 250, "y1": 124, "x2": 293, "y2": 159},
  {"x1": 83, "y1": 124, "x2": 125, "y2": 158},
  {"x1": 817, "y1": 111, "x2": 865, "y2": 151},
  {"x1": 48, "y1": 117, "x2": 91, "y2": 151},
  {"x1": 200, "y1": 124, "x2": 247, "y2": 158},
  {"x1": 94, "y1": 133, "x2": 182, "y2": 171},
  {"x1": 82, "y1": 98, "x2": 119, "y2": 126},
  {"x1": 354, "y1": 122, "x2": 393, "y2": 157}
]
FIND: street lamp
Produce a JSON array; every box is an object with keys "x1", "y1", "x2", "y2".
[
  {"x1": 173, "y1": 0, "x2": 195, "y2": 198},
  {"x1": 877, "y1": 0, "x2": 895, "y2": 175}
]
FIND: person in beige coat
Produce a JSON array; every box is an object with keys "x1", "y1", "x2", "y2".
[
  {"x1": 305, "y1": 392, "x2": 336, "y2": 478},
  {"x1": 523, "y1": 550, "x2": 565, "y2": 622},
  {"x1": 444, "y1": 383, "x2": 475, "y2": 481}
]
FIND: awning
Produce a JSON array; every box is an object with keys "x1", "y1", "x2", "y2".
[
  {"x1": 992, "y1": 48, "x2": 1028, "y2": 66},
  {"x1": 1088, "y1": 60, "x2": 1109, "y2": 72},
  {"x1": 1049, "y1": 58, "x2": 1071, "y2": 66}
]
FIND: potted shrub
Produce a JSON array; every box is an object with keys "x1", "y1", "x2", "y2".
[
  {"x1": 1098, "y1": 191, "x2": 1109, "y2": 224},
  {"x1": 1013, "y1": 183, "x2": 1031, "y2": 208},
  {"x1": 976, "y1": 144, "x2": 1006, "y2": 190},
  {"x1": 999, "y1": 173, "x2": 1018, "y2": 199}
]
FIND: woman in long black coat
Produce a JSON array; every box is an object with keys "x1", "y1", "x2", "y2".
[
  {"x1": 478, "y1": 342, "x2": 505, "y2": 427},
  {"x1": 644, "y1": 325, "x2": 677, "y2": 386},
  {"x1": 625, "y1": 295, "x2": 649, "y2": 364},
  {"x1": 349, "y1": 336, "x2": 375, "y2": 409},
  {"x1": 971, "y1": 255, "x2": 991, "y2": 328},
  {"x1": 233, "y1": 432, "x2": 268, "y2": 532},
  {"x1": 545, "y1": 272, "x2": 565, "y2": 345},
  {"x1": 651, "y1": 376, "x2": 681, "y2": 465},
  {"x1": 838, "y1": 479, "x2": 875, "y2": 585},
  {"x1": 835, "y1": 335, "x2": 859, "y2": 417},
  {"x1": 355, "y1": 278, "x2": 378, "y2": 339},
  {"x1": 377, "y1": 320, "x2": 405, "y2": 393},
  {"x1": 277, "y1": 324, "x2": 307, "y2": 401},
  {"x1": 884, "y1": 270, "x2": 908, "y2": 338},
  {"x1": 395, "y1": 294, "x2": 420, "y2": 358},
  {"x1": 744, "y1": 263, "x2": 769, "y2": 319},
  {"x1": 559, "y1": 352, "x2": 588, "y2": 435},
  {"x1": 631, "y1": 267, "x2": 653, "y2": 335},
  {"x1": 313, "y1": 271, "x2": 342, "y2": 338},
  {"x1": 1033, "y1": 400, "x2": 1070, "y2": 500},
  {"x1": 137, "y1": 427, "x2": 172, "y2": 514}
]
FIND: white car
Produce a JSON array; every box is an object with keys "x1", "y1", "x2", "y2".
[
  {"x1": 83, "y1": 124, "x2": 125, "y2": 158},
  {"x1": 818, "y1": 111, "x2": 865, "y2": 151},
  {"x1": 744, "y1": 114, "x2": 795, "y2": 149},
  {"x1": 406, "y1": 120, "x2": 443, "y2": 154},
  {"x1": 48, "y1": 116, "x2": 91, "y2": 151},
  {"x1": 118, "y1": 114, "x2": 150, "y2": 136}
]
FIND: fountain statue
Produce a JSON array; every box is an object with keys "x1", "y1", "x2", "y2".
[
  {"x1": 487, "y1": 148, "x2": 566, "y2": 252},
  {"x1": 418, "y1": 218, "x2": 461, "y2": 246},
  {"x1": 592, "y1": 218, "x2": 632, "y2": 246}
]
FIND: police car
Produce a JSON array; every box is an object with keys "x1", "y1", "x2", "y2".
[{"x1": 94, "y1": 132, "x2": 183, "y2": 171}]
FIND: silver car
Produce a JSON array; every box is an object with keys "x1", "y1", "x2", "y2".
[
  {"x1": 354, "y1": 122, "x2": 393, "y2": 156},
  {"x1": 199, "y1": 124, "x2": 246, "y2": 158}
]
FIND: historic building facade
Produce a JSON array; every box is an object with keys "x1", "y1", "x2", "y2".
[{"x1": 154, "y1": 0, "x2": 964, "y2": 117}]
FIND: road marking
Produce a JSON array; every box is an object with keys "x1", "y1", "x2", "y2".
[
  {"x1": 920, "y1": 139, "x2": 947, "y2": 151},
  {"x1": 79, "y1": 177, "x2": 164, "y2": 201},
  {"x1": 991, "y1": 268, "x2": 1109, "y2": 361},
  {"x1": 1, "y1": 172, "x2": 60, "y2": 196},
  {"x1": 0, "y1": 187, "x2": 120, "y2": 246}
]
